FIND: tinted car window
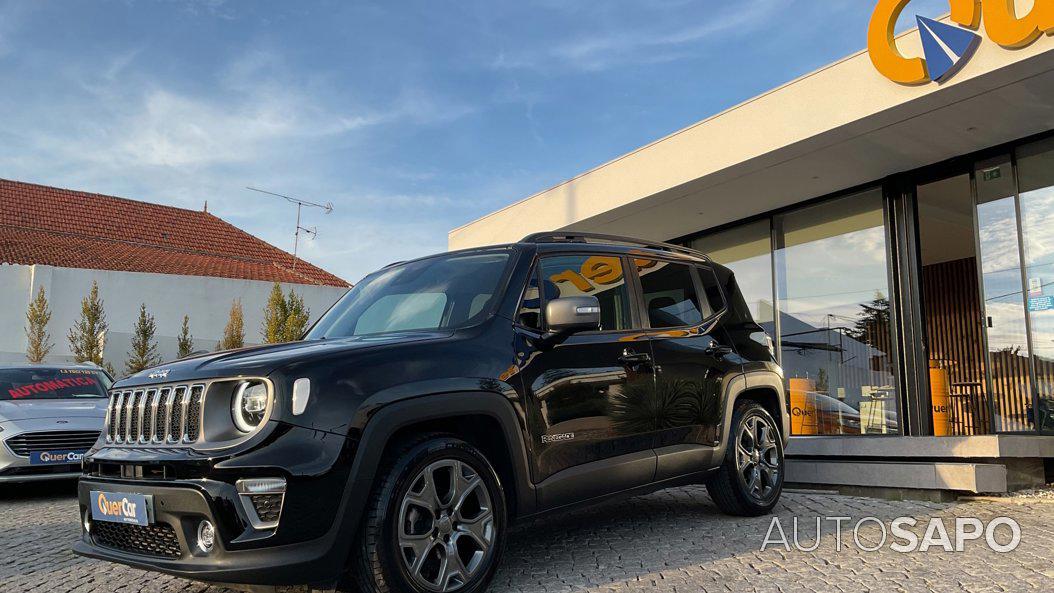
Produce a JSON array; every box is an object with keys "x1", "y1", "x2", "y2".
[
  {"x1": 539, "y1": 254, "x2": 633, "y2": 331},
  {"x1": 635, "y1": 259, "x2": 706, "y2": 328},
  {"x1": 0, "y1": 368, "x2": 110, "y2": 400},
  {"x1": 517, "y1": 273, "x2": 542, "y2": 330},
  {"x1": 307, "y1": 251, "x2": 510, "y2": 338},
  {"x1": 696, "y1": 266, "x2": 726, "y2": 315}
]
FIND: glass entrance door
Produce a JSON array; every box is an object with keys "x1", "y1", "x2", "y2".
[
  {"x1": 914, "y1": 145, "x2": 1053, "y2": 435},
  {"x1": 916, "y1": 171, "x2": 991, "y2": 435},
  {"x1": 974, "y1": 156, "x2": 1033, "y2": 432}
]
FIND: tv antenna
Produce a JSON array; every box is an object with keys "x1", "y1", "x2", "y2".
[{"x1": 246, "y1": 187, "x2": 333, "y2": 271}]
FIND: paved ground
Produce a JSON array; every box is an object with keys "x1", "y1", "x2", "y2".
[{"x1": 3, "y1": 481, "x2": 1054, "y2": 593}]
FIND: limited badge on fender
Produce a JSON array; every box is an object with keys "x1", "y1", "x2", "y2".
[{"x1": 90, "y1": 491, "x2": 153, "y2": 526}]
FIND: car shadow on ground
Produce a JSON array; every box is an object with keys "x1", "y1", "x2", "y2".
[{"x1": 0, "y1": 478, "x2": 78, "y2": 501}]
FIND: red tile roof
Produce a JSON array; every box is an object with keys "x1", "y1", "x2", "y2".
[{"x1": 0, "y1": 179, "x2": 349, "y2": 287}]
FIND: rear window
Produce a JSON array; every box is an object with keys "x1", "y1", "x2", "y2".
[
  {"x1": 634, "y1": 259, "x2": 707, "y2": 328},
  {"x1": 0, "y1": 368, "x2": 110, "y2": 401},
  {"x1": 696, "y1": 266, "x2": 727, "y2": 315}
]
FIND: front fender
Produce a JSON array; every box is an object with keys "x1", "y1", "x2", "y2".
[
  {"x1": 318, "y1": 390, "x2": 537, "y2": 580},
  {"x1": 713, "y1": 369, "x2": 788, "y2": 462}
]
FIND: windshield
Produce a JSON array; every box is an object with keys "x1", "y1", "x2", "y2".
[
  {"x1": 1, "y1": 368, "x2": 111, "y2": 401},
  {"x1": 307, "y1": 250, "x2": 512, "y2": 339}
]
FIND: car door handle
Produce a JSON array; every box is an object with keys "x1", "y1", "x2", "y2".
[
  {"x1": 619, "y1": 349, "x2": 653, "y2": 365},
  {"x1": 705, "y1": 344, "x2": 734, "y2": 357}
]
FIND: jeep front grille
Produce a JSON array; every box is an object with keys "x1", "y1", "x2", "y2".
[{"x1": 104, "y1": 384, "x2": 205, "y2": 445}]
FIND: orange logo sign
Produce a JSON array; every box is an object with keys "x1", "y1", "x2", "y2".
[{"x1": 869, "y1": 0, "x2": 1054, "y2": 84}]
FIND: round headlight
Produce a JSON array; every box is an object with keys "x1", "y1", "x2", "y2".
[{"x1": 232, "y1": 381, "x2": 268, "y2": 433}]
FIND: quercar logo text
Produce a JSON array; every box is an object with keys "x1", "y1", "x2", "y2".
[
  {"x1": 36, "y1": 451, "x2": 83, "y2": 463},
  {"x1": 90, "y1": 491, "x2": 152, "y2": 526},
  {"x1": 869, "y1": 0, "x2": 1054, "y2": 84},
  {"x1": 97, "y1": 492, "x2": 140, "y2": 520}
]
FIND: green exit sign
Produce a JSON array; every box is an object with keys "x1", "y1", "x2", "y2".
[{"x1": 982, "y1": 167, "x2": 1002, "y2": 182}]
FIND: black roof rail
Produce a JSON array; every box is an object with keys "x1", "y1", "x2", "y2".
[{"x1": 520, "y1": 231, "x2": 711, "y2": 262}]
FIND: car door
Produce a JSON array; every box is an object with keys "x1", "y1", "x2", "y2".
[
  {"x1": 515, "y1": 252, "x2": 658, "y2": 509},
  {"x1": 630, "y1": 257, "x2": 742, "y2": 480}
]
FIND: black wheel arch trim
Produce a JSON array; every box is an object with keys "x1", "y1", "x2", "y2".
[
  {"x1": 322, "y1": 390, "x2": 536, "y2": 580},
  {"x1": 714, "y1": 370, "x2": 789, "y2": 462},
  {"x1": 347, "y1": 390, "x2": 536, "y2": 516}
]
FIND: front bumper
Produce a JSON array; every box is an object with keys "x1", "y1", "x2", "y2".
[
  {"x1": 73, "y1": 420, "x2": 357, "y2": 587},
  {"x1": 74, "y1": 478, "x2": 345, "y2": 588}
]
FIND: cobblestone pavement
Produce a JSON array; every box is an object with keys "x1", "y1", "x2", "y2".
[{"x1": 3, "y1": 480, "x2": 1054, "y2": 593}]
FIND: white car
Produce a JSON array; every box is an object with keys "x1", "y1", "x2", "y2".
[{"x1": 0, "y1": 364, "x2": 112, "y2": 483}]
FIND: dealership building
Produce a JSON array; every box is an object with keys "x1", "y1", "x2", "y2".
[
  {"x1": 0, "y1": 179, "x2": 349, "y2": 369},
  {"x1": 451, "y1": 8, "x2": 1054, "y2": 495}
]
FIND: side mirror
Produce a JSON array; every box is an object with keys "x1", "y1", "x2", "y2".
[{"x1": 545, "y1": 296, "x2": 601, "y2": 335}]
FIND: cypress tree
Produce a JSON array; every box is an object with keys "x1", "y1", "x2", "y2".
[
  {"x1": 261, "y1": 283, "x2": 288, "y2": 343},
  {"x1": 25, "y1": 285, "x2": 54, "y2": 363},
  {"x1": 67, "y1": 281, "x2": 108, "y2": 365},
  {"x1": 125, "y1": 303, "x2": 160, "y2": 374},
  {"x1": 283, "y1": 289, "x2": 310, "y2": 342},
  {"x1": 177, "y1": 315, "x2": 194, "y2": 358},
  {"x1": 219, "y1": 300, "x2": 245, "y2": 350}
]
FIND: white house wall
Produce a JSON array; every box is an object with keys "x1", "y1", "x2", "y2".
[{"x1": 0, "y1": 264, "x2": 348, "y2": 371}]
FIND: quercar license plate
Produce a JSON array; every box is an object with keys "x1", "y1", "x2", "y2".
[
  {"x1": 90, "y1": 490, "x2": 153, "y2": 526},
  {"x1": 29, "y1": 449, "x2": 86, "y2": 465}
]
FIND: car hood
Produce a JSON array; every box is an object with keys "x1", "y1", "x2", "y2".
[
  {"x1": 0, "y1": 398, "x2": 108, "y2": 423},
  {"x1": 117, "y1": 330, "x2": 456, "y2": 387}
]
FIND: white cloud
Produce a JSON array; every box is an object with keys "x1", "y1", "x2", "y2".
[{"x1": 493, "y1": 0, "x2": 777, "y2": 72}]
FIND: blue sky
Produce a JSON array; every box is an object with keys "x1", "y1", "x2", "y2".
[{"x1": 0, "y1": 0, "x2": 949, "y2": 283}]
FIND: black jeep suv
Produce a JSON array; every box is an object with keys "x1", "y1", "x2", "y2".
[{"x1": 74, "y1": 233, "x2": 788, "y2": 593}]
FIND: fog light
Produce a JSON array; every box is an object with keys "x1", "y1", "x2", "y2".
[
  {"x1": 196, "y1": 520, "x2": 215, "y2": 553},
  {"x1": 82, "y1": 509, "x2": 92, "y2": 534}
]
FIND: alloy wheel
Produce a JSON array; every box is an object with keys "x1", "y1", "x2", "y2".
[
  {"x1": 397, "y1": 458, "x2": 496, "y2": 592},
  {"x1": 735, "y1": 414, "x2": 780, "y2": 502}
]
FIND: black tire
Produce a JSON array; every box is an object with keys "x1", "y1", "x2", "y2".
[
  {"x1": 352, "y1": 434, "x2": 507, "y2": 593},
  {"x1": 706, "y1": 401, "x2": 784, "y2": 516}
]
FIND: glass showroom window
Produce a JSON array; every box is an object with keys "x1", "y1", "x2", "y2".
[
  {"x1": 689, "y1": 219, "x2": 775, "y2": 339},
  {"x1": 774, "y1": 189, "x2": 899, "y2": 436},
  {"x1": 1017, "y1": 137, "x2": 1054, "y2": 432}
]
